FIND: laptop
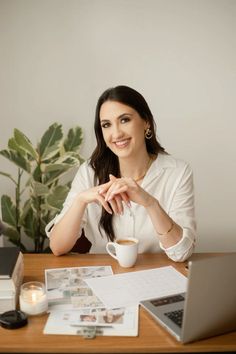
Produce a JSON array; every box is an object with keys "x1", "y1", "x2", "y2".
[{"x1": 140, "y1": 253, "x2": 236, "y2": 343}]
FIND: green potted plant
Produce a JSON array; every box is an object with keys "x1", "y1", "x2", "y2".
[{"x1": 0, "y1": 123, "x2": 83, "y2": 253}]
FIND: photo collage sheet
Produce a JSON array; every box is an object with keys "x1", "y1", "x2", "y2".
[{"x1": 44, "y1": 266, "x2": 139, "y2": 336}]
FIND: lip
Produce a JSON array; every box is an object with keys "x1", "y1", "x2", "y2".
[{"x1": 113, "y1": 139, "x2": 130, "y2": 148}]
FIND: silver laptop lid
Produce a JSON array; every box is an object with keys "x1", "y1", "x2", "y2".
[{"x1": 181, "y1": 253, "x2": 236, "y2": 343}]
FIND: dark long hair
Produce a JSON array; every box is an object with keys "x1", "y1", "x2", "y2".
[{"x1": 90, "y1": 85, "x2": 166, "y2": 241}]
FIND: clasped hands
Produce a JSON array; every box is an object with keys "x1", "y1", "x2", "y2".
[{"x1": 95, "y1": 174, "x2": 152, "y2": 215}]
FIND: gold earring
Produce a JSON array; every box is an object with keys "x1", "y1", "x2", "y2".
[{"x1": 145, "y1": 128, "x2": 153, "y2": 139}]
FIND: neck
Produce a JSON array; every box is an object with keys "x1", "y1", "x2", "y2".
[{"x1": 119, "y1": 153, "x2": 154, "y2": 182}]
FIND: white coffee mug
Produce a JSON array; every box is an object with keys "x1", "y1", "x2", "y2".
[{"x1": 106, "y1": 237, "x2": 139, "y2": 268}]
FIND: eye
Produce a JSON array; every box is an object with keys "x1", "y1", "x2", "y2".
[
  {"x1": 120, "y1": 116, "x2": 130, "y2": 124},
  {"x1": 101, "y1": 122, "x2": 111, "y2": 129}
]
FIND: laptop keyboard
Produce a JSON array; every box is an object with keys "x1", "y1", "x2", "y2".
[{"x1": 164, "y1": 309, "x2": 183, "y2": 328}]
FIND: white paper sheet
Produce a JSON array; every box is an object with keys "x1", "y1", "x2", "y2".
[
  {"x1": 43, "y1": 306, "x2": 139, "y2": 336},
  {"x1": 85, "y1": 266, "x2": 187, "y2": 308}
]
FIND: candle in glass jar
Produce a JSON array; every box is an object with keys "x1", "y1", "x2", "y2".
[{"x1": 19, "y1": 281, "x2": 48, "y2": 315}]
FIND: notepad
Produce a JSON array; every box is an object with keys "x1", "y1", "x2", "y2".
[{"x1": 85, "y1": 266, "x2": 187, "y2": 309}]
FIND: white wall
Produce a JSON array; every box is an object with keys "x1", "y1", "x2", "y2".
[{"x1": 0, "y1": 0, "x2": 235, "y2": 251}]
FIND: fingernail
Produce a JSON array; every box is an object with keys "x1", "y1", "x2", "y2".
[{"x1": 107, "y1": 195, "x2": 113, "y2": 202}]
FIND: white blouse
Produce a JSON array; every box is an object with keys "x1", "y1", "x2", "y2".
[{"x1": 46, "y1": 153, "x2": 197, "y2": 262}]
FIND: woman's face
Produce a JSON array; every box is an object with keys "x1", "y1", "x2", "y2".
[{"x1": 99, "y1": 101, "x2": 148, "y2": 159}]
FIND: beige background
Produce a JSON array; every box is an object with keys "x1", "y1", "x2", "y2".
[{"x1": 0, "y1": 0, "x2": 235, "y2": 251}]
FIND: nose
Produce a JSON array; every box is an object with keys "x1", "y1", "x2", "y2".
[{"x1": 111, "y1": 123, "x2": 124, "y2": 139}]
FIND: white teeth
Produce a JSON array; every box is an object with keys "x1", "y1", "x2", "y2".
[{"x1": 114, "y1": 139, "x2": 129, "y2": 147}]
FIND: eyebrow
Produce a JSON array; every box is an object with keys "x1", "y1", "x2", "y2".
[{"x1": 100, "y1": 113, "x2": 132, "y2": 123}]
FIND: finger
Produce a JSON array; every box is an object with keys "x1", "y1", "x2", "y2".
[
  {"x1": 102, "y1": 201, "x2": 113, "y2": 214},
  {"x1": 100, "y1": 174, "x2": 118, "y2": 200},
  {"x1": 96, "y1": 195, "x2": 113, "y2": 214},
  {"x1": 109, "y1": 174, "x2": 117, "y2": 181},
  {"x1": 108, "y1": 198, "x2": 119, "y2": 215},
  {"x1": 107, "y1": 185, "x2": 128, "y2": 201},
  {"x1": 98, "y1": 179, "x2": 113, "y2": 195},
  {"x1": 104, "y1": 182, "x2": 119, "y2": 202},
  {"x1": 113, "y1": 194, "x2": 123, "y2": 214},
  {"x1": 120, "y1": 192, "x2": 131, "y2": 208}
]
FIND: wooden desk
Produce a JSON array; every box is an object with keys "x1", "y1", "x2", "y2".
[{"x1": 1, "y1": 253, "x2": 236, "y2": 353}]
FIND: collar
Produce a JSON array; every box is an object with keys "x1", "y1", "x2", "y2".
[
  {"x1": 154, "y1": 152, "x2": 177, "y2": 169},
  {"x1": 142, "y1": 153, "x2": 177, "y2": 186}
]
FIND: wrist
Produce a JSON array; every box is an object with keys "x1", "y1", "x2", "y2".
[
  {"x1": 145, "y1": 196, "x2": 159, "y2": 209},
  {"x1": 157, "y1": 219, "x2": 175, "y2": 236},
  {"x1": 75, "y1": 193, "x2": 88, "y2": 209}
]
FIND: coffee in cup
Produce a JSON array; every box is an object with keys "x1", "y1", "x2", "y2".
[
  {"x1": 106, "y1": 237, "x2": 139, "y2": 268},
  {"x1": 116, "y1": 240, "x2": 136, "y2": 246}
]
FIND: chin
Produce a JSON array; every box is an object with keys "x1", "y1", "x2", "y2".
[
  {"x1": 116, "y1": 152, "x2": 133, "y2": 160},
  {"x1": 109, "y1": 145, "x2": 134, "y2": 159}
]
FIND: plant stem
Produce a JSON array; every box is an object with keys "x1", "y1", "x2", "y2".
[
  {"x1": 15, "y1": 168, "x2": 23, "y2": 247},
  {"x1": 34, "y1": 195, "x2": 41, "y2": 253}
]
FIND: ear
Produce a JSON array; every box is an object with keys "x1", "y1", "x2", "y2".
[{"x1": 144, "y1": 121, "x2": 150, "y2": 130}]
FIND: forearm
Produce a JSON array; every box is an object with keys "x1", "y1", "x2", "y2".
[
  {"x1": 146, "y1": 197, "x2": 183, "y2": 248},
  {"x1": 50, "y1": 195, "x2": 87, "y2": 256}
]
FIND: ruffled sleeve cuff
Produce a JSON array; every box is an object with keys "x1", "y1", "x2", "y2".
[
  {"x1": 159, "y1": 228, "x2": 196, "y2": 262},
  {"x1": 45, "y1": 212, "x2": 84, "y2": 240}
]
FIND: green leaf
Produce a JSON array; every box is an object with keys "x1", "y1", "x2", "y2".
[
  {"x1": 41, "y1": 153, "x2": 79, "y2": 171},
  {"x1": 32, "y1": 164, "x2": 42, "y2": 182},
  {"x1": 47, "y1": 185, "x2": 69, "y2": 211},
  {"x1": 41, "y1": 145, "x2": 60, "y2": 161},
  {"x1": 1, "y1": 195, "x2": 17, "y2": 227},
  {"x1": 42, "y1": 155, "x2": 80, "y2": 184},
  {"x1": 30, "y1": 195, "x2": 41, "y2": 213},
  {"x1": 2, "y1": 226, "x2": 20, "y2": 243},
  {"x1": 31, "y1": 181, "x2": 50, "y2": 196},
  {"x1": 38, "y1": 123, "x2": 63, "y2": 160},
  {"x1": 43, "y1": 163, "x2": 73, "y2": 173},
  {"x1": 40, "y1": 203, "x2": 57, "y2": 218},
  {"x1": 22, "y1": 208, "x2": 37, "y2": 239},
  {"x1": 0, "y1": 149, "x2": 31, "y2": 172},
  {"x1": 39, "y1": 214, "x2": 48, "y2": 230},
  {"x1": 64, "y1": 126, "x2": 83, "y2": 152},
  {"x1": 8, "y1": 137, "x2": 26, "y2": 156},
  {"x1": 14, "y1": 129, "x2": 38, "y2": 160},
  {"x1": 43, "y1": 164, "x2": 77, "y2": 185},
  {"x1": 20, "y1": 199, "x2": 31, "y2": 225}
]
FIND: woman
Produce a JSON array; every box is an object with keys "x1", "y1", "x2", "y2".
[{"x1": 46, "y1": 85, "x2": 196, "y2": 261}]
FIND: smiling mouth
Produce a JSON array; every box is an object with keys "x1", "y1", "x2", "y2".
[{"x1": 113, "y1": 139, "x2": 130, "y2": 148}]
